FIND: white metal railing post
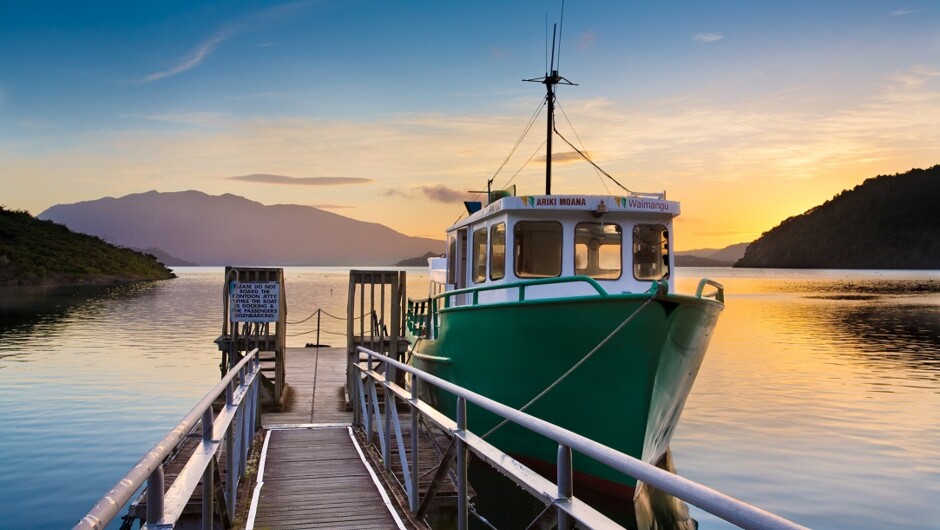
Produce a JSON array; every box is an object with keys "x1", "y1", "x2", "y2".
[
  {"x1": 145, "y1": 466, "x2": 164, "y2": 527},
  {"x1": 557, "y1": 444, "x2": 573, "y2": 530},
  {"x1": 225, "y1": 375, "x2": 236, "y2": 519},
  {"x1": 254, "y1": 354, "x2": 262, "y2": 431},
  {"x1": 365, "y1": 353, "x2": 373, "y2": 442},
  {"x1": 409, "y1": 374, "x2": 420, "y2": 512},
  {"x1": 384, "y1": 363, "x2": 393, "y2": 471},
  {"x1": 351, "y1": 328, "x2": 361, "y2": 426},
  {"x1": 238, "y1": 371, "x2": 248, "y2": 478},
  {"x1": 201, "y1": 408, "x2": 214, "y2": 530},
  {"x1": 456, "y1": 396, "x2": 468, "y2": 530},
  {"x1": 225, "y1": 425, "x2": 236, "y2": 518}
]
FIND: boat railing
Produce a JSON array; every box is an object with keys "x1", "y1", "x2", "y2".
[
  {"x1": 74, "y1": 349, "x2": 262, "y2": 530},
  {"x1": 406, "y1": 276, "x2": 611, "y2": 341},
  {"x1": 352, "y1": 345, "x2": 808, "y2": 530},
  {"x1": 695, "y1": 278, "x2": 725, "y2": 303},
  {"x1": 406, "y1": 297, "x2": 433, "y2": 340},
  {"x1": 440, "y1": 275, "x2": 609, "y2": 308}
]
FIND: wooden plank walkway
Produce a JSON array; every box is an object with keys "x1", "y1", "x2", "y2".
[
  {"x1": 264, "y1": 347, "x2": 351, "y2": 427},
  {"x1": 252, "y1": 427, "x2": 401, "y2": 530}
]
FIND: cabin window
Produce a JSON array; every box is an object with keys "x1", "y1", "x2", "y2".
[
  {"x1": 446, "y1": 233, "x2": 456, "y2": 284},
  {"x1": 472, "y1": 227, "x2": 487, "y2": 284},
  {"x1": 514, "y1": 221, "x2": 562, "y2": 278},
  {"x1": 574, "y1": 223, "x2": 622, "y2": 280},
  {"x1": 633, "y1": 224, "x2": 670, "y2": 280},
  {"x1": 490, "y1": 223, "x2": 506, "y2": 280}
]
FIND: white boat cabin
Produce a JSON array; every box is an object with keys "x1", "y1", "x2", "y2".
[{"x1": 430, "y1": 194, "x2": 679, "y2": 304}]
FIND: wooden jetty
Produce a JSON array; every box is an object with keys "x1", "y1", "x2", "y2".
[{"x1": 82, "y1": 269, "x2": 808, "y2": 530}]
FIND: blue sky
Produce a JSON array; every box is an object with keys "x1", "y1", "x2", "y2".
[{"x1": 1, "y1": 1, "x2": 938, "y2": 247}]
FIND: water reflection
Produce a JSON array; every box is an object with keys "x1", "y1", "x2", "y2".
[
  {"x1": 672, "y1": 268, "x2": 940, "y2": 530},
  {"x1": 1, "y1": 268, "x2": 939, "y2": 529},
  {"x1": 826, "y1": 303, "x2": 940, "y2": 378}
]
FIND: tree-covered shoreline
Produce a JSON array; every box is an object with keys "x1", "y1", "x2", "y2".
[
  {"x1": 736, "y1": 165, "x2": 940, "y2": 269},
  {"x1": 0, "y1": 207, "x2": 175, "y2": 286}
]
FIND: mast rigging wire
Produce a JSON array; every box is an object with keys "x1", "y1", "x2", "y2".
[
  {"x1": 490, "y1": 96, "x2": 547, "y2": 183},
  {"x1": 553, "y1": 114, "x2": 633, "y2": 194},
  {"x1": 452, "y1": 97, "x2": 548, "y2": 226},
  {"x1": 498, "y1": 138, "x2": 547, "y2": 192},
  {"x1": 556, "y1": 100, "x2": 610, "y2": 194}
]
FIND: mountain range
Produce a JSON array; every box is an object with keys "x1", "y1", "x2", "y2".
[
  {"x1": 674, "y1": 243, "x2": 748, "y2": 266},
  {"x1": 39, "y1": 191, "x2": 442, "y2": 266},
  {"x1": 36, "y1": 164, "x2": 937, "y2": 270}
]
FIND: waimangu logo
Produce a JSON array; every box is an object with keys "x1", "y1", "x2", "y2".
[{"x1": 521, "y1": 196, "x2": 535, "y2": 207}]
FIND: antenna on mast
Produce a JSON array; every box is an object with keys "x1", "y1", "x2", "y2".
[{"x1": 524, "y1": 20, "x2": 576, "y2": 196}]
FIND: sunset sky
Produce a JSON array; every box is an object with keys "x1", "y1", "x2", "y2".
[{"x1": 1, "y1": 1, "x2": 938, "y2": 249}]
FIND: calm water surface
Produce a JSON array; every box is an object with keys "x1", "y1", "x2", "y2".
[{"x1": 0, "y1": 267, "x2": 938, "y2": 529}]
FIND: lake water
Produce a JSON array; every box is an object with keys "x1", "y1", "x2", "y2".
[{"x1": 1, "y1": 267, "x2": 938, "y2": 529}]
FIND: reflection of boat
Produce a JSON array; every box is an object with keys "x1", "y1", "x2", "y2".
[{"x1": 405, "y1": 42, "x2": 724, "y2": 500}]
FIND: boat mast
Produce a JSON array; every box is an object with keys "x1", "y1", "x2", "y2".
[{"x1": 525, "y1": 23, "x2": 575, "y2": 196}]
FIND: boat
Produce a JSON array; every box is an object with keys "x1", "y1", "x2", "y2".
[{"x1": 404, "y1": 34, "x2": 725, "y2": 502}]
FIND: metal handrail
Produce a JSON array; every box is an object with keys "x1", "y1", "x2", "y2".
[
  {"x1": 74, "y1": 348, "x2": 262, "y2": 530},
  {"x1": 695, "y1": 278, "x2": 725, "y2": 303},
  {"x1": 438, "y1": 275, "x2": 609, "y2": 308},
  {"x1": 353, "y1": 346, "x2": 807, "y2": 530}
]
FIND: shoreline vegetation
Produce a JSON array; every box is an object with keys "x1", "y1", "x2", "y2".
[{"x1": 0, "y1": 207, "x2": 175, "y2": 286}]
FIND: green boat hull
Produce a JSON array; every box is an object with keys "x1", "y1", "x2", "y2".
[{"x1": 410, "y1": 292, "x2": 722, "y2": 497}]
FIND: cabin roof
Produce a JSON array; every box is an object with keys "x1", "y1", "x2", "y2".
[{"x1": 449, "y1": 194, "x2": 680, "y2": 231}]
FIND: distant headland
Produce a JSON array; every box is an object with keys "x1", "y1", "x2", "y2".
[
  {"x1": 0, "y1": 207, "x2": 175, "y2": 286},
  {"x1": 735, "y1": 165, "x2": 939, "y2": 269}
]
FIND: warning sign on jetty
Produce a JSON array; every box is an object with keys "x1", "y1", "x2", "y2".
[{"x1": 230, "y1": 282, "x2": 280, "y2": 322}]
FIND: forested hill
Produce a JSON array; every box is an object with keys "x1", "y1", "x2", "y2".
[
  {"x1": 0, "y1": 207, "x2": 175, "y2": 286},
  {"x1": 735, "y1": 165, "x2": 940, "y2": 269}
]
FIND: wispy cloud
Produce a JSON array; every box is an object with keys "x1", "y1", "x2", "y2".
[
  {"x1": 143, "y1": 29, "x2": 236, "y2": 83},
  {"x1": 259, "y1": 42, "x2": 277, "y2": 48},
  {"x1": 230, "y1": 174, "x2": 372, "y2": 185},
  {"x1": 382, "y1": 184, "x2": 471, "y2": 203},
  {"x1": 122, "y1": 111, "x2": 229, "y2": 127},
  {"x1": 693, "y1": 32, "x2": 724, "y2": 43},
  {"x1": 536, "y1": 151, "x2": 585, "y2": 164},
  {"x1": 19, "y1": 119, "x2": 55, "y2": 130},
  {"x1": 141, "y1": 1, "x2": 314, "y2": 83},
  {"x1": 892, "y1": 7, "x2": 929, "y2": 15},
  {"x1": 311, "y1": 203, "x2": 355, "y2": 209},
  {"x1": 578, "y1": 31, "x2": 596, "y2": 52},
  {"x1": 421, "y1": 184, "x2": 469, "y2": 203}
]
